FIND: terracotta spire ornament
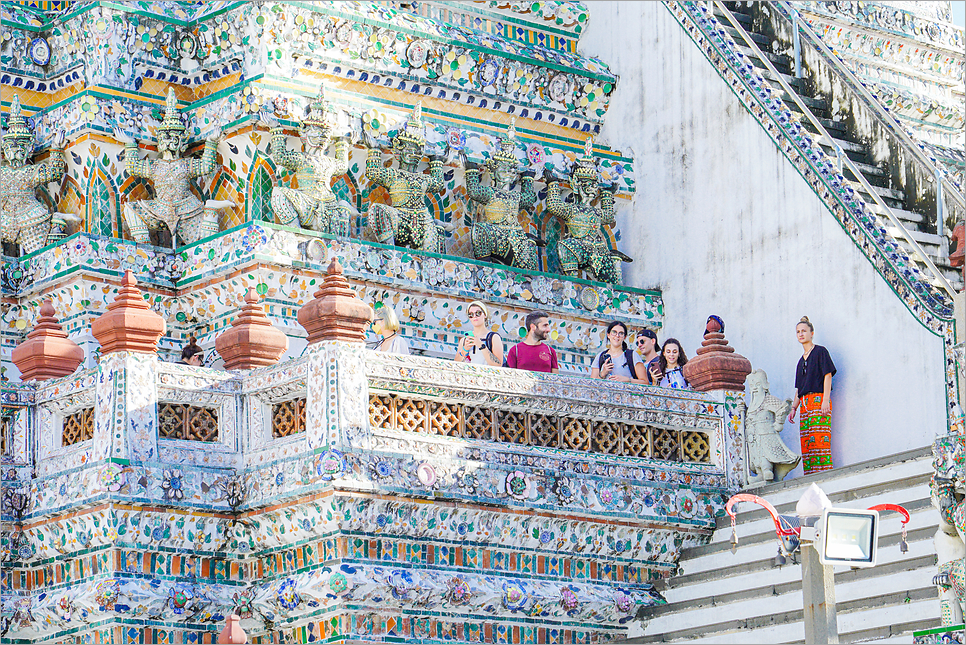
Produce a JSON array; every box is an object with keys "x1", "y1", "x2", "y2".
[
  {"x1": 91, "y1": 270, "x2": 166, "y2": 355},
  {"x1": 12, "y1": 300, "x2": 84, "y2": 381},
  {"x1": 215, "y1": 288, "x2": 289, "y2": 370},
  {"x1": 682, "y1": 328, "x2": 752, "y2": 392},
  {"x1": 297, "y1": 257, "x2": 374, "y2": 344},
  {"x1": 217, "y1": 614, "x2": 247, "y2": 644}
]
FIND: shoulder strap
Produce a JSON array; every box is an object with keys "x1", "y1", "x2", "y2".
[
  {"x1": 624, "y1": 349, "x2": 636, "y2": 371},
  {"x1": 484, "y1": 331, "x2": 497, "y2": 351},
  {"x1": 596, "y1": 351, "x2": 608, "y2": 369}
]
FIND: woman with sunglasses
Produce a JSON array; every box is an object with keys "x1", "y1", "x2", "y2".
[
  {"x1": 591, "y1": 321, "x2": 647, "y2": 382},
  {"x1": 455, "y1": 300, "x2": 503, "y2": 366}
]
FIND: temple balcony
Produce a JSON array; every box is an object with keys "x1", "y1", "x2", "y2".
[{"x1": 0, "y1": 342, "x2": 740, "y2": 643}]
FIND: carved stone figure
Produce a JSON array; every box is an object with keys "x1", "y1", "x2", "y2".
[
  {"x1": 741, "y1": 369, "x2": 800, "y2": 484},
  {"x1": 0, "y1": 94, "x2": 66, "y2": 254},
  {"x1": 545, "y1": 137, "x2": 627, "y2": 283},
  {"x1": 464, "y1": 119, "x2": 539, "y2": 271},
  {"x1": 931, "y1": 476, "x2": 966, "y2": 626},
  {"x1": 364, "y1": 103, "x2": 445, "y2": 253},
  {"x1": 265, "y1": 85, "x2": 353, "y2": 236},
  {"x1": 117, "y1": 88, "x2": 229, "y2": 247}
]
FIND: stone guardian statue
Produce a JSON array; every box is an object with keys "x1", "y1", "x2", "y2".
[
  {"x1": 545, "y1": 137, "x2": 627, "y2": 283},
  {"x1": 464, "y1": 119, "x2": 539, "y2": 270},
  {"x1": 364, "y1": 103, "x2": 445, "y2": 253},
  {"x1": 117, "y1": 87, "x2": 229, "y2": 247},
  {"x1": 742, "y1": 369, "x2": 800, "y2": 484},
  {"x1": 264, "y1": 85, "x2": 353, "y2": 236},
  {"x1": 1, "y1": 95, "x2": 67, "y2": 254}
]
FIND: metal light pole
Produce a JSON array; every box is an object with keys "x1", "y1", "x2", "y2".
[{"x1": 727, "y1": 485, "x2": 909, "y2": 645}]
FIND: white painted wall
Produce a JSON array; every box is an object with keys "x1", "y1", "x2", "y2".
[{"x1": 582, "y1": 2, "x2": 947, "y2": 475}]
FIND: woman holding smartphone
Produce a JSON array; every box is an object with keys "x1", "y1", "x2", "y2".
[
  {"x1": 591, "y1": 321, "x2": 647, "y2": 382},
  {"x1": 454, "y1": 300, "x2": 504, "y2": 366}
]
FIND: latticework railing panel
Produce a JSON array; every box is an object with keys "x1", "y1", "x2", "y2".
[
  {"x1": 63, "y1": 407, "x2": 94, "y2": 447},
  {"x1": 272, "y1": 398, "x2": 306, "y2": 438},
  {"x1": 368, "y1": 393, "x2": 709, "y2": 464},
  {"x1": 682, "y1": 430, "x2": 711, "y2": 463},
  {"x1": 158, "y1": 403, "x2": 219, "y2": 442}
]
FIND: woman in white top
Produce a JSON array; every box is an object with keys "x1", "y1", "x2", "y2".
[
  {"x1": 591, "y1": 321, "x2": 646, "y2": 382},
  {"x1": 373, "y1": 305, "x2": 409, "y2": 355},
  {"x1": 454, "y1": 300, "x2": 503, "y2": 366}
]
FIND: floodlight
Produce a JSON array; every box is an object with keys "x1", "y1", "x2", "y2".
[{"x1": 818, "y1": 508, "x2": 878, "y2": 568}]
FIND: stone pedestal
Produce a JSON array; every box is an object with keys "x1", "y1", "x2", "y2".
[
  {"x1": 683, "y1": 332, "x2": 752, "y2": 392},
  {"x1": 216, "y1": 288, "x2": 288, "y2": 370},
  {"x1": 91, "y1": 270, "x2": 166, "y2": 355},
  {"x1": 298, "y1": 257, "x2": 374, "y2": 344},
  {"x1": 11, "y1": 301, "x2": 84, "y2": 381}
]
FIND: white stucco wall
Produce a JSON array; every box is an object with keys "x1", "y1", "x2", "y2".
[{"x1": 582, "y1": 2, "x2": 947, "y2": 475}]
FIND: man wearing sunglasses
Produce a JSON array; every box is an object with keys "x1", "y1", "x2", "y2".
[{"x1": 635, "y1": 329, "x2": 662, "y2": 385}]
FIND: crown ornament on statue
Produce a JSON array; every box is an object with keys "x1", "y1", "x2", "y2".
[
  {"x1": 3, "y1": 94, "x2": 33, "y2": 143},
  {"x1": 393, "y1": 102, "x2": 426, "y2": 147},
  {"x1": 571, "y1": 136, "x2": 597, "y2": 182},
  {"x1": 301, "y1": 84, "x2": 333, "y2": 130},
  {"x1": 490, "y1": 118, "x2": 519, "y2": 168},
  {"x1": 158, "y1": 87, "x2": 186, "y2": 133}
]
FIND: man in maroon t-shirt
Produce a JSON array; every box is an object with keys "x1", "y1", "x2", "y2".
[{"x1": 506, "y1": 310, "x2": 559, "y2": 374}]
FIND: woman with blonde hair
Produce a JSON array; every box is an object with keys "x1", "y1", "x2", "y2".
[
  {"x1": 454, "y1": 300, "x2": 503, "y2": 366},
  {"x1": 787, "y1": 316, "x2": 836, "y2": 473},
  {"x1": 373, "y1": 304, "x2": 409, "y2": 354}
]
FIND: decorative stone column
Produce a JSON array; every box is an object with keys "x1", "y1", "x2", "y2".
[
  {"x1": 11, "y1": 301, "x2": 84, "y2": 381},
  {"x1": 683, "y1": 331, "x2": 753, "y2": 490},
  {"x1": 297, "y1": 257, "x2": 374, "y2": 450},
  {"x1": 216, "y1": 288, "x2": 289, "y2": 370},
  {"x1": 90, "y1": 270, "x2": 165, "y2": 463}
]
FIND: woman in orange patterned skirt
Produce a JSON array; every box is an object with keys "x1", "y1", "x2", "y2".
[{"x1": 787, "y1": 316, "x2": 836, "y2": 473}]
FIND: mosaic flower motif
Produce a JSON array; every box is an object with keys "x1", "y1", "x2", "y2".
[
  {"x1": 447, "y1": 576, "x2": 471, "y2": 605},
  {"x1": 502, "y1": 580, "x2": 528, "y2": 611},
  {"x1": 505, "y1": 470, "x2": 531, "y2": 500},
  {"x1": 94, "y1": 579, "x2": 120, "y2": 611},
  {"x1": 99, "y1": 464, "x2": 125, "y2": 492},
  {"x1": 527, "y1": 143, "x2": 545, "y2": 167},
  {"x1": 161, "y1": 469, "x2": 184, "y2": 501},
  {"x1": 13, "y1": 598, "x2": 33, "y2": 629},
  {"x1": 220, "y1": 475, "x2": 247, "y2": 510},
  {"x1": 79, "y1": 95, "x2": 99, "y2": 122},
  {"x1": 446, "y1": 128, "x2": 465, "y2": 151},
  {"x1": 169, "y1": 584, "x2": 193, "y2": 615},
  {"x1": 242, "y1": 86, "x2": 263, "y2": 114},
  {"x1": 276, "y1": 578, "x2": 301, "y2": 611},
  {"x1": 614, "y1": 590, "x2": 633, "y2": 615},
  {"x1": 560, "y1": 586, "x2": 579, "y2": 612},
  {"x1": 372, "y1": 460, "x2": 394, "y2": 481},
  {"x1": 240, "y1": 224, "x2": 268, "y2": 253},
  {"x1": 315, "y1": 449, "x2": 346, "y2": 480},
  {"x1": 329, "y1": 572, "x2": 348, "y2": 595}
]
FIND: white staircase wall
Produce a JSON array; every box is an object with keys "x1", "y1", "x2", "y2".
[{"x1": 580, "y1": 2, "x2": 948, "y2": 473}]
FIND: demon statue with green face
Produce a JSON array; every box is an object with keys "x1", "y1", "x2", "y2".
[
  {"x1": 117, "y1": 88, "x2": 228, "y2": 247},
  {"x1": 364, "y1": 103, "x2": 445, "y2": 253},
  {"x1": 463, "y1": 119, "x2": 538, "y2": 271},
  {"x1": 264, "y1": 85, "x2": 353, "y2": 236},
  {"x1": 545, "y1": 137, "x2": 628, "y2": 284},
  {"x1": 1, "y1": 95, "x2": 67, "y2": 254}
]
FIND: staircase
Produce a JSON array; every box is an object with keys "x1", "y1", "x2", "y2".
[
  {"x1": 629, "y1": 447, "x2": 942, "y2": 643},
  {"x1": 714, "y1": 2, "x2": 963, "y2": 291}
]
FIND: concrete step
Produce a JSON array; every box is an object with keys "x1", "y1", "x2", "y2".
[
  {"x1": 713, "y1": 6, "x2": 752, "y2": 27},
  {"x1": 721, "y1": 24, "x2": 771, "y2": 48},
  {"x1": 869, "y1": 203, "x2": 926, "y2": 226},
  {"x1": 734, "y1": 43, "x2": 793, "y2": 72},
  {"x1": 849, "y1": 180, "x2": 906, "y2": 203}
]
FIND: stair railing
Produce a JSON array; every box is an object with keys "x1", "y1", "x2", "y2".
[
  {"x1": 776, "y1": 1, "x2": 966, "y2": 238},
  {"x1": 712, "y1": 0, "x2": 957, "y2": 298}
]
